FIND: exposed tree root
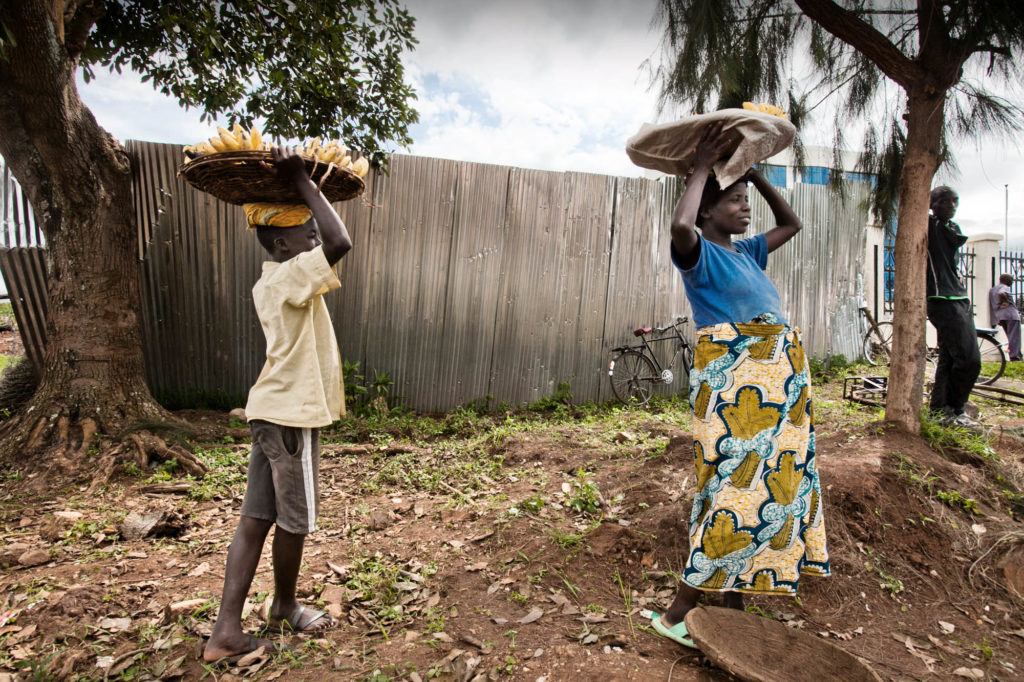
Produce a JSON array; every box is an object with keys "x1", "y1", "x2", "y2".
[{"x1": 1, "y1": 404, "x2": 208, "y2": 490}]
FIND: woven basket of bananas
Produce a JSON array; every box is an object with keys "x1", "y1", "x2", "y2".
[
  {"x1": 177, "y1": 126, "x2": 369, "y2": 205},
  {"x1": 179, "y1": 150, "x2": 365, "y2": 205}
]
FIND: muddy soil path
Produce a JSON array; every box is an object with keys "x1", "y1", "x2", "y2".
[{"x1": 1, "y1": 377, "x2": 1023, "y2": 681}]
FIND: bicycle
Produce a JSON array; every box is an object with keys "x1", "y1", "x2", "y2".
[
  {"x1": 925, "y1": 326, "x2": 1007, "y2": 386},
  {"x1": 608, "y1": 316, "x2": 695, "y2": 406},
  {"x1": 861, "y1": 307, "x2": 1006, "y2": 385},
  {"x1": 861, "y1": 305, "x2": 893, "y2": 366}
]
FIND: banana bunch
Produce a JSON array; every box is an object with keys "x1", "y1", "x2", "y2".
[
  {"x1": 301, "y1": 137, "x2": 370, "y2": 179},
  {"x1": 183, "y1": 126, "x2": 370, "y2": 179},
  {"x1": 183, "y1": 124, "x2": 267, "y2": 160},
  {"x1": 742, "y1": 102, "x2": 788, "y2": 119}
]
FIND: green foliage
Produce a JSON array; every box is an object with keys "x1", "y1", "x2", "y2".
[
  {"x1": 565, "y1": 469, "x2": 601, "y2": 515},
  {"x1": 343, "y1": 360, "x2": 405, "y2": 417},
  {"x1": 186, "y1": 447, "x2": 248, "y2": 500},
  {"x1": 808, "y1": 353, "x2": 853, "y2": 383},
  {"x1": 936, "y1": 488, "x2": 979, "y2": 514},
  {"x1": 920, "y1": 412, "x2": 999, "y2": 461},
  {"x1": 651, "y1": 0, "x2": 1024, "y2": 253},
  {"x1": 341, "y1": 554, "x2": 404, "y2": 619},
  {"x1": 999, "y1": 360, "x2": 1024, "y2": 382},
  {"x1": 864, "y1": 554, "x2": 904, "y2": 598},
  {"x1": 77, "y1": 1, "x2": 419, "y2": 159},
  {"x1": 527, "y1": 381, "x2": 573, "y2": 412}
]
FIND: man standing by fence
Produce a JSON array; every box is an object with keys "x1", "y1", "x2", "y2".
[
  {"x1": 926, "y1": 186, "x2": 981, "y2": 426},
  {"x1": 990, "y1": 273, "x2": 1022, "y2": 362}
]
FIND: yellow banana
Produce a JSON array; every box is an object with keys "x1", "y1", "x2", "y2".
[
  {"x1": 351, "y1": 157, "x2": 369, "y2": 178},
  {"x1": 209, "y1": 134, "x2": 228, "y2": 152},
  {"x1": 338, "y1": 154, "x2": 352, "y2": 169},
  {"x1": 195, "y1": 140, "x2": 217, "y2": 155},
  {"x1": 217, "y1": 126, "x2": 241, "y2": 151},
  {"x1": 250, "y1": 127, "x2": 263, "y2": 149}
]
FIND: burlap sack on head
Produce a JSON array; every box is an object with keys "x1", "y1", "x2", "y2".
[{"x1": 626, "y1": 109, "x2": 796, "y2": 186}]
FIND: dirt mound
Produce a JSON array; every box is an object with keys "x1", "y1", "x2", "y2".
[{"x1": 2, "y1": 402, "x2": 1023, "y2": 681}]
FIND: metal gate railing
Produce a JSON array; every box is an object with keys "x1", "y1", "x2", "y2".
[{"x1": 999, "y1": 250, "x2": 1024, "y2": 314}]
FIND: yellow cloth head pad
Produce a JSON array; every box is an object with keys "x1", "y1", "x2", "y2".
[{"x1": 243, "y1": 203, "x2": 312, "y2": 230}]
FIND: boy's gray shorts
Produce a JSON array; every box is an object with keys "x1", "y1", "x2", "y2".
[{"x1": 240, "y1": 420, "x2": 320, "y2": 535}]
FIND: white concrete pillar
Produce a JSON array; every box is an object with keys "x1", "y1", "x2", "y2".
[
  {"x1": 863, "y1": 222, "x2": 886, "y2": 321},
  {"x1": 967, "y1": 233, "x2": 1003, "y2": 331}
]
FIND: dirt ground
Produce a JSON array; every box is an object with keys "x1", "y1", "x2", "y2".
[
  {"x1": 1, "y1": 369, "x2": 1024, "y2": 681},
  {"x1": 0, "y1": 330, "x2": 24, "y2": 357}
]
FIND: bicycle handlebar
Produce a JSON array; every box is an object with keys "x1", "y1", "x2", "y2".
[{"x1": 653, "y1": 316, "x2": 688, "y2": 334}]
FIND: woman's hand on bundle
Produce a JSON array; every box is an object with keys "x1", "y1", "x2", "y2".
[{"x1": 692, "y1": 122, "x2": 729, "y2": 171}]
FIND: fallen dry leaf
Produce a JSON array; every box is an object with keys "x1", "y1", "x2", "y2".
[
  {"x1": 518, "y1": 607, "x2": 544, "y2": 624},
  {"x1": 187, "y1": 562, "x2": 210, "y2": 577}
]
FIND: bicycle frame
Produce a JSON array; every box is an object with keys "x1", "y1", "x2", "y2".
[{"x1": 611, "y1": 318, "x2": 692, "y2": 378}]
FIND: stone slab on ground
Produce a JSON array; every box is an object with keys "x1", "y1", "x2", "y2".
[{"x1": 685, "y1": 605, "x2": 883, "y2": 682}]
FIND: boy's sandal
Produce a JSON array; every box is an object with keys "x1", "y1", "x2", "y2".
[
  {"x1": 264, "y1": 605, "x2": 336, "y2": 634},
  {"x1": 650, "y1": 612, "x2": 698, "y2": 649},
  {"x1": 202, "y1": 634, "x2": 291, "y2": 668}
]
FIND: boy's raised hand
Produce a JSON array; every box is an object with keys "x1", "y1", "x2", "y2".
[{"x1": 271, "y1": 145, "x2": 310, "y2": 186}]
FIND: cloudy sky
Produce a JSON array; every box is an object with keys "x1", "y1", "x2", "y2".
[{"x1": 76, "y1": 0, "x2": 1024, "y2": 247}]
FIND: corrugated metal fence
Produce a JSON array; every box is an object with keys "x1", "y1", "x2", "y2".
[
  {"x1": 0, "y1": 164, "x2": 47, "y2": 369},
  {"x1": 2, "y1": 142, "x2": 869, "y2": 411}
]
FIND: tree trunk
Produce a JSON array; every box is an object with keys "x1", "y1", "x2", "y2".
[
  {"x1": 0, "y1": 0, "x2": 199, "y2": 478},
  {"x1": 884, "y1": 86, "x2": 946, "y2": 432}
]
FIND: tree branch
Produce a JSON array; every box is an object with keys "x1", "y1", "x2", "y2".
[
  {"x1": 64, "y1": 0, "x2": 104, "y2": 60},
  {"x1": 793, "y1": 0, "x2": 919, "y2": 88}
]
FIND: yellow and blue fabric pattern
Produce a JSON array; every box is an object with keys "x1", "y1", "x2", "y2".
[
  {"x1": 684, "y1": 315, "x2": 830, "y2": 595},
  {"x1": 243, "y1": 202, "x2": 312, "y2": 230}
]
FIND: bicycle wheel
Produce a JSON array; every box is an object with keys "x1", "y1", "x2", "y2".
[
  {"x1": 862, "y1": 321, "x2": 893, "y2": 366},
  {"x1": 976, "y1": 334, "x2": 1006, "y2": 385},
  {"x1": 609, "y1": 350, "x2": 659, "y2": 406},
  {"x1": 681, "y1": 345, "x2": 695, "y2": 387}
]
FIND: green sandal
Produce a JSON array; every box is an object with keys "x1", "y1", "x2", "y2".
[{"x1": 650, "y1": 612, "x2": 698, "y2": 649}]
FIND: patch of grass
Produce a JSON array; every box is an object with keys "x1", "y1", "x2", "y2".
[
  {"x1": 1001, "y1": 361, "x2": 1024, "y2": 382},
  {"x1": 936, "y1": 488, "x2": 979, "y2": 514},
  {"x1": 365, "y1": 441, "x2": 504, "y2": 496},
  {"x1": 891, "y1": 452, "x2": 939, "y2": 494},
  {"x1": 920, "y1": 412, "x2": 998, "y2": 461},
  {"x1": 519, "y1": 493, "x2": 545, "y2": 513},
  {"x1": 864, "y1": 547, "x2": 904, "y2": 598},
  {"x1": 341, "y1": 554, "x2": 404, "y2": 619},
  {"x1": 527, "y1": 381, "x2": 573, "y2": 413},
  {"x1": 565, "y1": 469, "x2": 601, "y2": 515},
  {"x1": 186, "y1": 447, "x2": 248, "y2": 500}
]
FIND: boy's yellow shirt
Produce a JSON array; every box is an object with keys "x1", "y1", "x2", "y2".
[{"x1": 245, "y1": 245, "x2": 346, "y2": 427}]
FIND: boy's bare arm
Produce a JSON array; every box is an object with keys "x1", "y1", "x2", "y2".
[
  {"x1": 750, "y1": 168, "x2": 801, "y2": 253},
  {"x1": 272, "y1": 145, "x2": 352, "y2": 265}
]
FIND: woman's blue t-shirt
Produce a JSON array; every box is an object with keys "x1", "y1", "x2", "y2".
[{"x1": 671, "y1": 233, "x2": 786, "y2": 328}]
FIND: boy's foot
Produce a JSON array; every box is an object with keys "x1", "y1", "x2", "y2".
[
  {"x1": 203, "y1": 634, "x2": 289, "y2": 666},
  {"x1": 265, "y1": 605, "x2": 336, "y2": 634}
]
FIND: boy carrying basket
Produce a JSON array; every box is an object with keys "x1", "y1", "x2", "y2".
[{"x1": 203, "y1": 144, "x2": 352, "y2": 664}]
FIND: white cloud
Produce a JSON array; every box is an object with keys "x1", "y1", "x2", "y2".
[{"x1": 69, "y1": 0, "x2": 1024, "y2": 247}]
